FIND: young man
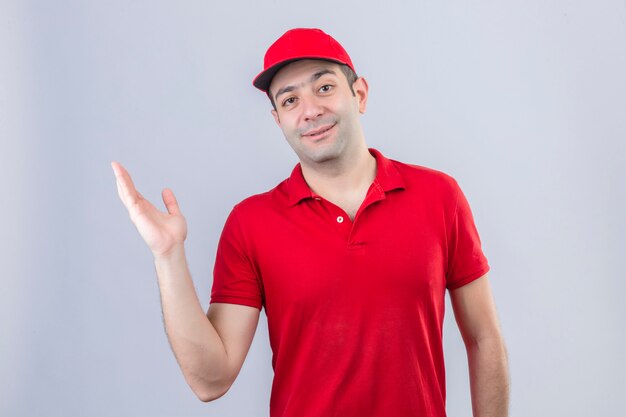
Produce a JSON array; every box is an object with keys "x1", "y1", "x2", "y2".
[{"x1": 112, "y1": 28, "x2": 509, "y2": 417}]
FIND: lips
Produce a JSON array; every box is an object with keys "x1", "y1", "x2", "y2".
[{"x1": 302, "y1": 123, "x2": 336, "y2": 138}]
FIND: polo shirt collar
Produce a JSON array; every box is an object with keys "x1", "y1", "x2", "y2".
[{"x1": 286, "y1": 148, "x2": 406, "y2": 207}]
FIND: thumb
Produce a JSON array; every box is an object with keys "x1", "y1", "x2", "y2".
[{"x1": 162, "y1": 188, "x2": 181, "y2": 215}]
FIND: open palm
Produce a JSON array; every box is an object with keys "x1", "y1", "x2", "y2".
[{"x1": 111, "y1": 161, "x2": 187, "y2": 257}]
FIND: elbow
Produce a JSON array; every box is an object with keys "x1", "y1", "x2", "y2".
[
  {"x1": 464, "y1": 327, "x2": 506, "y2": 349},
  {"x1": 193, "y1": 380, "x2": 232, "y2": 403},
  {"x1": 195, "y1": 385, "x2": 227, "y2": 403},
  {"x1": 184, "y1": 363, "x2": 234, "y2": 402},
  {"x1": 466, "y1": 333, "x2": 508, "y2": 359}
]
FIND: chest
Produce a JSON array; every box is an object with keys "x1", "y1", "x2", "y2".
[{"x1": 253, "y1": 193, "x2": 448, "y2": 318}]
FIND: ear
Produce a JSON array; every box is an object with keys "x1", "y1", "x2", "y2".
[
  {"x1": 271, "y1": 109, "x2": 281, "y2": 126},
  {"x1": 353, "y1": 77, "x2": 369, "y2": 114}
]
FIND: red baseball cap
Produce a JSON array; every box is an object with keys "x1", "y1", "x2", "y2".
[{"x1": 252, "y1": 28, "x2": 356, "y2": 93}]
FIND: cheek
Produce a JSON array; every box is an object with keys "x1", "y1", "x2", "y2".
[
  {"x1": 277, "y1": 119, "x2": 299, "y2": 140},
  {"x1": 281, "y1": 116, "x2": 300, "y2": 133},
  {"x1": 334, "y1": 99, "x2": 355, "y2": 115}
]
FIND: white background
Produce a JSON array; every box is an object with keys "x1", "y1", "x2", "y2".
[{"x1": 1, "y1": 1, "x2": 625, "y2": 416}]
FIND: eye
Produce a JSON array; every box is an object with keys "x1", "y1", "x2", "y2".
[
  {"x1": 282, "y1": 97, "x2": 297, "y2": 107},
  {"x1": 319, "y1": 84, "x2": 333, "y2": 93}
]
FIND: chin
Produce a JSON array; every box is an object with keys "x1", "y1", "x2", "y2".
[
  {"x1": 302, "y1": 142, "x2": 345, "y2": 164},
  {"x1": 308, "y1": 153, "x2": 338, "y2": 164},
  {"x1": 287, "y1": 131, "x2": 348, "y2": 164}
]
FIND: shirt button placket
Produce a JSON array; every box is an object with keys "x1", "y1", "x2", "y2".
[
  {"x1": 314, "y1": 196, "x2": 351, "y2": 239},
  {"x1": 334, "y1": 211, "x2": 352, "y2": 241}
]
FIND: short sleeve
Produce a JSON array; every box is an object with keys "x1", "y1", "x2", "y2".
[
  {"x1": 445, "y1": 180, "x2": 490, "y2": 290},
  {"x1": 210, "y1": 207, "x2": 263, "y2": 310}
]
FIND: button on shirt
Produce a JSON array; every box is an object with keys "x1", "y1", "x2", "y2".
[{"x1": 211, "y1": 148, "x2": 490, "y2": 417}]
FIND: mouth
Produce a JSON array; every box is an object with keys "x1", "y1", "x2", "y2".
[{"x1": 302, "y1": 123, "x2": 336, "y2": 139}]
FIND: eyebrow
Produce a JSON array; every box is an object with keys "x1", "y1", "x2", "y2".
[{"x1": 274, "y1": 69, "x2": 338, "y2": 102}]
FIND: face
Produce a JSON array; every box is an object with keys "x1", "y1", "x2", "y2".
[{"x1": 269, "y1": 59, "x2": 368, "y2": 166}]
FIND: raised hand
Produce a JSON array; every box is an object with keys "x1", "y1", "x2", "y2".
[{"x1": 111, "y1": 161, "x2": 188, "y2": 257}]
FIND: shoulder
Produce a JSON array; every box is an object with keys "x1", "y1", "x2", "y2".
[
  {"x1": 389, "y1": 157, "x2": 461, "y2": 200},
  {"x1": 229, "y1": 177, "x2": 290, "y2": 220}
]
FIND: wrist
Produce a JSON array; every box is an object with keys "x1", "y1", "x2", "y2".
[{"x1": 153, "y1": 243, "x2": 186, "y2": 263}]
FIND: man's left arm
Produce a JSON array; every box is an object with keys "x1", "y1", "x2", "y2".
[{"x1": 449, "y1": 273, "x2": 510, "y2": 417}]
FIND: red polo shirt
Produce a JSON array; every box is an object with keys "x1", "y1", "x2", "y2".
[{"x1": 210, "y1": 148, "x2": 490, "y2": 417}]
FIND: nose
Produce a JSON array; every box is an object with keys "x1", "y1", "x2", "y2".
[{"x1": 301, "y1": 95, "x2": 324, "y2": 122}]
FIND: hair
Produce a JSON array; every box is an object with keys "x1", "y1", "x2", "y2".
[{"x1": 267, "y1": 63, "x2": 358, "y2": 111}]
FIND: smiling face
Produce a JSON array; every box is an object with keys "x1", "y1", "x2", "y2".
[{"x1": 269, "y1": 59, "x2": 368, "y2": 167}]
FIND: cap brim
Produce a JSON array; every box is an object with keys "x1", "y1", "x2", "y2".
[{"x1": 252, "y1": 57, "x2": 349, "y2": 93}]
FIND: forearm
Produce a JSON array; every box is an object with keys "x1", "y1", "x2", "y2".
[
  {"x1": 154, "y1": 244, "x2": 230, "y2": 400},
  {"x1": 466, "y1": 336, "x2": 510, "y2": 417}
]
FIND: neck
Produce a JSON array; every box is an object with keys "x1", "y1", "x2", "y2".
[{"x1": 300, "y1": 144, "x2": 377, "y2": 198}]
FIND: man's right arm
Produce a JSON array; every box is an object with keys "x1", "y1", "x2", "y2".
[
  {"x1": 111, "y1": 161, "x2": 259, "y2": 401},
  {"x1": 154, "y1": 243, "x2": 260, "y2": 402}
]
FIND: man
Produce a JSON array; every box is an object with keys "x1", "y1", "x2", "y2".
[{"x1": 112, "y1": 28, "x2": 509, "y2": 417}]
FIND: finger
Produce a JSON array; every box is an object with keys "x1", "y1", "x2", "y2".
[
  {"x1": 162, "y1": 188, "x2": 181, "y2": 216},
  {"x1": 114, "y1": 172, "x2": 131, "y2": 208},
  {"x1": 115, "y1": 177, "x2": 125, "y2": 204},
  {"x1": 111, "y1": 161, "x2": 139, "y2": 207},
  {"x1": 114, "y1": 175, "x2": 136, "y2": 208}
]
